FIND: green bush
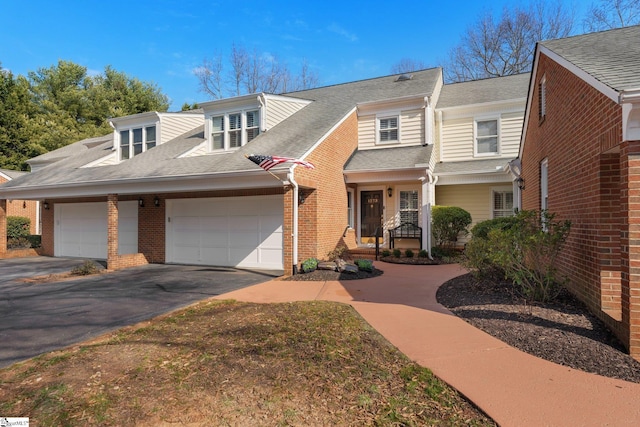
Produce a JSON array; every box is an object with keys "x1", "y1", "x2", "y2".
[
  {"x1": 463, "y1": 210, "x2": 571, "y2": 302},
  {"x1": 381, "y1": 249, "x2": 391, "y2": 257},
  {"x1": 393, "y1": 249, "x2": 401, "y2": 258},
  {"x1": 404, "y1": 249, "x2": 414, "y2": 258},
  {"x1": 418, "y1": 249, "x2": 428, "y2": 258},
  {"x1": 470, "y1": 216, "x2": 519, "y2": 240},
  {"x1": 71, "y1": 260, "x2": 99, "y2": 276},
  {"x1": 354, "y1": 259, "x2": 374, "y2": 272},
  {"x1": 27, "y1": 235, "x2": 42, "y2": 248},
  {"x1": 431, "y1": 206, "x2": 471, "y2": 249},
  {"x1": 7, "y1": 216, "x2": 30, "y2": 239},
  {"x1": 301, "y1": 258, "x2": 318, "y2": 273}
]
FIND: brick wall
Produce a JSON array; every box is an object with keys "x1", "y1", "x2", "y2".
[
  {"x1": 521, "y1": 53, "x2": 630, "y2": 347},
  {"x1": 295, "y1": 111, "x2": 359, "y2": 265}
]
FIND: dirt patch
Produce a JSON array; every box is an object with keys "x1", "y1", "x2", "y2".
[
  {"x1": 0, "y1": 300, "x2": 494, "y2": 426},
  {"x1": 437, "y1": 273, "x2": 640, "y2": 383}
]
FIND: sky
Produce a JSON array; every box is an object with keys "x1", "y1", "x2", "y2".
[{"x1": 1, "y1": 0, "x2": 589, "y2": 111}]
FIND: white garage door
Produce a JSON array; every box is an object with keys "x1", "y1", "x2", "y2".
[
  {"x1": 166, "y1": 195, "x2": 283, "y2": 269},
  {"x1": 54, "y1": 201, "x2": 138, "y2": 259}
]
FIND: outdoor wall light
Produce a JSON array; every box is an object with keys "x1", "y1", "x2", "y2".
[
  {"x1": 154, "y1": 196, "x2": 160, "y2": 207},
  {"x1": 43, "y1": 201, "x2": 49, "y2": 210},
  {"x1": 298, "y1": 192, "x2": 305, "y2": 205},
  {"x1": 387, "y1": 187, "x2": 393, "y2": 198},
  {"x1": 138, "y1": 197, "x2": 144, "y2": 208},
  {"x1": 23, "y1": 201, "x2": 27, "y2": 209},
  {"x1": 516, "y1": 177, "x2": 525, "y2": 191}
]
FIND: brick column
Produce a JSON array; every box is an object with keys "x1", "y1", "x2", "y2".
[
  {"x1": 0, "y1": 199, "x2": 7, "y2": 255},
  {"x1": 620, "y1": 141, "x2": 640, "y2": 360},
  {"x1": 283, "y1": 186, "x2": 293, "y2": 276},
  {"x1": 107, "y1": 194, "x2": 119, "y2": 268}
]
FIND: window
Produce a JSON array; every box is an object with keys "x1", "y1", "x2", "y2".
[
  {"x1": 493, "y1": 191, "x2": 514, "y2": 218},
  {"x1": 119, "y1": 125, "x2": 157, "y2": 161},
  {"x1": 246, "y1": 110, "x2": 260, "y2": 142},
  {"x1": 211, "y1": 116, "x2": 224, "y2": 149},
  {"x1": 120, "y1": 130, "x2": 130, "y2": 160},
  {"x1": 347, "y1": 189, "x2": 355, "y2": 228},
  {"x1": 210, "y1": 110, "x2": 260, "y2": 151},
  {"x1": 145, "y1": 126, "x2": 156, "y2": 150},
  {"x1": 378, "y1": 116, "x2": 399, "y2": 143},
  {"x1": 539, "y1": 74, "x2": 547, "y2": 120},
  {"x1": 475, "y1": 119, "x2": 499, "y2": 155},
  {"x1": 399, "y1": 190, "x2": 419, "y2": 225}
]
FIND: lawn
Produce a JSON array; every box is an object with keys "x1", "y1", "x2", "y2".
[{"x1": 0, "y1": 300, "x2": 494, "y2": 426}]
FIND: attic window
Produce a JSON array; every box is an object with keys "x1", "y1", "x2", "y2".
[
  {"x1": 395, "y1": 73, "x2": 413, "y2": 82},
  {"x1": 119, "y1": 125, "x2": 157, "y2": 160},
  {"x1": 539, "y1": 74, "x2": 547, "y2": 121}
]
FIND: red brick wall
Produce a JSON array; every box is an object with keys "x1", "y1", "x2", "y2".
[
  {"x1": 521, "y1": 53, "x2": 628, "y2": 345},
  {"x1": 1, "y1": 175, "x2": 39, "y2": 234},
  {"x1": 295, "y1": 111, "x2": 359, "y2": 265}
]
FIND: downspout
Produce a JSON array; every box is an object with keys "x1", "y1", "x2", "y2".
[
  {"x1": 257, "y1": 94, "x2": 266, "y2": 132},
  {"x1": 287, "y1": 167, "x2": 299, "y2": 275},
  {"x1": 424, "y1": 96, "x2": 433, "y2": 146}
]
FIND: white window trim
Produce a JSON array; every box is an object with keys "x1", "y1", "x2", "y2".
[
  {"x1": 375, "y1": 113, "x2": 401, "y2": 145},
  {"x1": 347, "y1": 188, "x2": 355, "y2": 229},
  {"x1": 490, "y1": 186, "x2": 514, "y2": 219},
  {"x1": 117, "y1": 121, "x2": 159, "y2": 162},
  {"x1": 395, "y1": 185, "x2": 421, "y2": 227},
  {"x1": 206, "y1": 108, "x2": 261, "y2": 152},
  {"x1": 473, "y1": 116, "x2": 501, "y2": 157}
]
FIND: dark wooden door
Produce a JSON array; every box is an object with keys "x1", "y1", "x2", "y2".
[{"x1": 360, "y1": 190, "x2": 383, "y2": 237}]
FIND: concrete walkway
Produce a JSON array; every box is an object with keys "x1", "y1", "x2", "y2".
[{"x1": 217, "y1": 262, "x2": 640, "y2": 427}]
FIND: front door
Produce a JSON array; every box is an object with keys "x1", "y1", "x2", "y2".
[{"x1": 360, "y1": 190, "x2": 383, "y2": 240}]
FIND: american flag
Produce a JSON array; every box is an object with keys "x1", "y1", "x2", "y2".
[{"x1": 246, "y1": 154, "x2": 315, "y2": 171}]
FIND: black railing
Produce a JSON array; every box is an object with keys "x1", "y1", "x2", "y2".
[{"x1": 374, "y1": 226, "x2": 381, "y2": 261}]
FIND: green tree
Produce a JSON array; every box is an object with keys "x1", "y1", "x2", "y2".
[
  {"x1": 0, "y1": 66, "x2": 42, "y2": 170},
  {"x1": 0, "y1": 60, "x2": 170, "y2": 170}
]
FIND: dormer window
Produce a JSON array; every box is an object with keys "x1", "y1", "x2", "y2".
[
  {"x1": 210, "y1": 110, "x2": 260, "y2": 151},
  {"x1": 119, "y1": 125, "x2": 157, "y2": 160},
  {"x1": 377, "y1": 116, "x2": 399, "y2": 144}
]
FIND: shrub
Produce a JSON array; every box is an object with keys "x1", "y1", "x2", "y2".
[
  {"x1": 301, "y1": 258, "x2": 318, "y2": 273},
  {"x1": 463, "y1": 210, "x2": 571, "y2": 302},
  {"x1": 393, "y1": 249, "x2": 401, "y2": 258},
  {"x1": 7, "y1": 216, "x2": 30, "y2": 239},
  {"x1": 27, "y1": 235, "x2": 42, "y2": 248},
  {"x1": 71, "y1": 260, "x2": 99, "y2": 276},
  {"x1": 431, "y1": 206, "x2": 471, "y2": 249},
  {"x1": 354, "y1": 259, "x2": 374, "y2": 272},
  {"x1": 404, "y1": 249, "x2": 414, "y2": 258},
  {"x1": 7, "y1": 237, "x2": 31, "y2": 249},
  {"x1": 381, "y1": 249, "x2": 391, "y2": 257},
  {"x1": 470, "y1": 216, "x2": 519, "y2": 240},
  {"x1": 418, "y1": 249, "x2": 428, "y2": 258}
]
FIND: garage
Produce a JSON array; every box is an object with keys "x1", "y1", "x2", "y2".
[
  {"x1": 165, "y1": 195, "x2": 284, "y2": 270},
  {"x1": 54, "y1": 201, "x2": 138, "y2": 259}
]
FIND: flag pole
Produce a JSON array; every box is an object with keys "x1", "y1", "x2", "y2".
[{"x1": 244, "y1": 154, "x2": 283, "y2": 182}]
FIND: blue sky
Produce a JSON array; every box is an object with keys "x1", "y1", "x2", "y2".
[{"x1": 1, "y1": 0, "x2": 586, "y2": 111}]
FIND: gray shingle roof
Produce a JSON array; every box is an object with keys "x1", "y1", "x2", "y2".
[
  {"x1": 433, "y1": 158, "x2": 513, "y2": 175},
  {"x1": 437, "y1": 73, "x2": 530, "y2": 109},
  {"x1": 0, "y1": 169, "x2": 27, "y2": 179},
  {"x1": 541, "y1": 25, "x2": 640, "y2": 92},
  {"x1": 345, "y1": 145, "x2": 432, "y2": 171},
  {"x1": 1, "y1": 68, "x2": 443, "y2": 192},
  {"x1": 28, "y1": 134, "x2": 114, "y2": 164}
]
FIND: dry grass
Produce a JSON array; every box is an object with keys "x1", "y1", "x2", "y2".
[{"x1": 0, "y1": 300, "x2": 495, "y2": 426}]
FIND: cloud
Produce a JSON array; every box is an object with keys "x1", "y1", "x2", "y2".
[{"x1": 327, "y1": 23, "x2": 358, "y2": 42}]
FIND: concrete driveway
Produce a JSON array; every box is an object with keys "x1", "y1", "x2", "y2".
[{"x1": 0, "y1": 257, "x2": 280, "y2": 368}]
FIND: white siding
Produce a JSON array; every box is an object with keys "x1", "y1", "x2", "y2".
[
  {"x1": 161, "y1": 115, "x2": 204, "y2": 144},
  {"x1": 265, "y1": 98, "x2": 309, "y2": 129},
  {"x1": 439, "y1": 111, "x2": 524, "y2": 162},
  {"x1": 500, "y1": 112, "x2": 524, "y2": 158},
  {"x1": 440, "y1": 118, "x2": 474, "y2": 161},
  {"x1": 357, "y1": 109, "x2": 425, "y2": 150}
]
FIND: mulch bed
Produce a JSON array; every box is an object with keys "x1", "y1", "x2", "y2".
[
  {"x1": 283, "y1": 267, "x2": 384, "y2": 281},
  {"x1": 437, "y1": 273, "x2": 640, "y2": 383}
]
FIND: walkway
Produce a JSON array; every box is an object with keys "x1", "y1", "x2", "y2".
[{"x1": 217, "y1": 262, "x2": 640, "y2": 427}]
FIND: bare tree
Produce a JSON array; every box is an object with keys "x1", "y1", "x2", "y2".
[
  {"x1": 583, "y1": 0, "x2": 640, "y2": 31},
  {"x1": 195, "y1": 44, "x2": 320, "y2": 99},
  {"x1": 390, "y1": 58, "x2": 428, "y2": 74},
  {"x1": 445, "y1": 0, "x2": 573, "y2": 82}
]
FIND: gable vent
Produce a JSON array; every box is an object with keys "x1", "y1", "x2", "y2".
[{"x1": 395, "y1": 73, "x2": 413, "y2": 82}]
